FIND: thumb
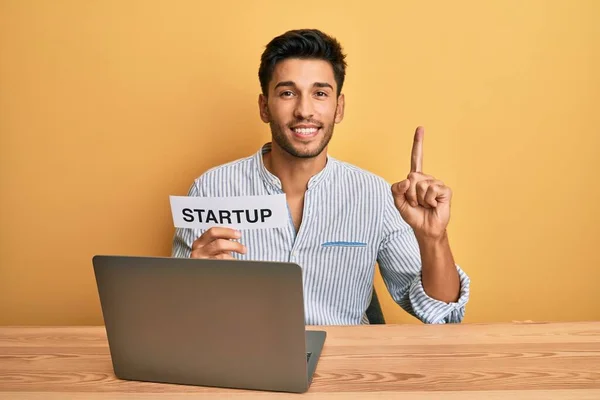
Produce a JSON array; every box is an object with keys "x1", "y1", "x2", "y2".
[{"x1": 392, "y1": 180, "x2": 411, "y2": 203}]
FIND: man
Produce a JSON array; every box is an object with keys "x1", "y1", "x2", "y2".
[{"x1": 172, "y1": 29, "x2": 470, "y2": 325}]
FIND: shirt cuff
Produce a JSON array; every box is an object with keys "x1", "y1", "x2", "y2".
[{"x1": 408, "y1": 264, "x2": 470, "y2": 324}]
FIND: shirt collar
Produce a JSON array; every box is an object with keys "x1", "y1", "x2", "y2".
[{"x1": 254, "y1": 142, "x2": 334, "y2": 191}]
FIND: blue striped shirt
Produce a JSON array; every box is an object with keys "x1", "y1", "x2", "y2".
[{"x1": 172, "y1": 143, "x2": 470, "y2": 325}]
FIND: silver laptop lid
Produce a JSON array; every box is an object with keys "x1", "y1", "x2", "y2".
[{"x1": 93, "y1": 255, "x2": 311, "y2": 393}]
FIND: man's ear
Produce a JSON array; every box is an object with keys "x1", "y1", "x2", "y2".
[
  {"x1": 258, "y1": 94, "x2": 270, "y2": 123},
  {"x1": 335, "y1": 93, "x2": 345, "y2": 124}
]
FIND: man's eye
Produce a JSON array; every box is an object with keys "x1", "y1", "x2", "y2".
[
  {"x1": 315, "y1": 91, "x2": 328, "y2": 97},
  {"x1": 280, "y1": 91, "x2": 295, "y2": 97}
]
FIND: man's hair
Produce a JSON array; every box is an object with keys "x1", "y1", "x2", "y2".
[{"x1": 258, "y1": 29, "x2": 347, "y2": 97}]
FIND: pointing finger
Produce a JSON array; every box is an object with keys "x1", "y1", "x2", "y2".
[{"x1": 410, "y1": 126, "x2": 424, "y2": 173}]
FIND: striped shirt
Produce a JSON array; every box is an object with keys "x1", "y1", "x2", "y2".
[{"x1": 172, "y1": 143, "x2": 470, "y2": 325}]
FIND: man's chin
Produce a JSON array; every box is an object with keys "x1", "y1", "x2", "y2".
[
  {"x1": 293, "y1": 152, "x2": 322, "y2": 159},
  {"x1": 292, "y1": 144, "x2": 328, "y2": 159},
  {"x1": 280, "y1": 143, "x2": 325, "y2": 159}
]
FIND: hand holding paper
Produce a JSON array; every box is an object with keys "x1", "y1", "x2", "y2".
[
  {"x1": 190, "y1": 227, "x2": 246, "y2": 260},
  {"x1": 170, "y1": 193, "x2": 290, "y2": 259}
]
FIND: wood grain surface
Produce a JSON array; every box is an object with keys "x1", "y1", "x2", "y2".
[{"x1": 1, "y1": 322, "x2": 599, "y2": 399}]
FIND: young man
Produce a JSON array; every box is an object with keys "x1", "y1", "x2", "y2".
[{"x1": 172, "y1": 29, "x2": 470, "y2": 325}]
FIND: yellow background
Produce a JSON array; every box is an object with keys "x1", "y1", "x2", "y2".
[{"x1": 1, "y1": 0, "x2": 599, "y2": 325}]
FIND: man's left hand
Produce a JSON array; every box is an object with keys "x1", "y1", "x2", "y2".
[{"x1": 391, "y1": 126, "x2": 452, "y2": 240}]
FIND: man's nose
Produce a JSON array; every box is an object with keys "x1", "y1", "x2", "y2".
[{"x1": 293, "y1": 95, "x2": 314, "y2": 120}]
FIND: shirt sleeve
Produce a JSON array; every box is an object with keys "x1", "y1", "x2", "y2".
[
  {"x1": 376, "y1": 186, "x2": 470, "y2": 324},
  {"x1": 171, "y1": 180, "x2": 202, "y2": 258}
]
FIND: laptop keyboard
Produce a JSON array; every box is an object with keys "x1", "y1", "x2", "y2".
[{"x1": 306, "y1": 352, "x2": 312, "y2": 362}]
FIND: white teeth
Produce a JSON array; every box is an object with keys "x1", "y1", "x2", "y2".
[{"x1": 293, "y1": 128, "x2": 318, "y2": 135}]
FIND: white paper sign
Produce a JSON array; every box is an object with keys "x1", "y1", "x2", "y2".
[{"x1": 169, "y1": 194, "x2": 289, "y2": 230}]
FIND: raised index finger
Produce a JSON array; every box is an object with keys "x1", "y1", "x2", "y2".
[{"x1": 410, "y1": 126, "x2": 424, "y2": 173}]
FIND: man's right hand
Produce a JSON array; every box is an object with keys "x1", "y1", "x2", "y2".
[{"x1": 190, "y1": 227, "x2": 247, "y2": 259}]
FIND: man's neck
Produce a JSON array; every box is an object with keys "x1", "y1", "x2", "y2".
[{"x1": 263, "y1": 143, "x2": 327, "y2": 197}]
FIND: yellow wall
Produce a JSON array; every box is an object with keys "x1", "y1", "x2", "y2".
[{"x1": 1, "y1": 0, "x2": 599, "y2": 325}]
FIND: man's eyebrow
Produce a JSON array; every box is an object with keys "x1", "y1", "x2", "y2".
[
  {"x1": 314, "y1": 82, "x2": 334, "y2": 90},
  {"x1": 273, "y1": 81, "x2": 334, "y2": 90},
  {"x1": 274, "y1": 81, "x2": 295, "y2": 89}
]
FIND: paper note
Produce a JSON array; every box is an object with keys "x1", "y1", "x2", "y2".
[{"x1": 170, "y1": 194, "x2": 289, "y2": 230}]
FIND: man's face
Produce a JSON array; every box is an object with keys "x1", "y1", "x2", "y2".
[{"x1": 259, "y1": 58, "x2": 345, "y2": 159}]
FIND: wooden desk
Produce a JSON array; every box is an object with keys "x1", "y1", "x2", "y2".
[{"x1": 1, "y1": 323, "x2": 599, "y2": 399}]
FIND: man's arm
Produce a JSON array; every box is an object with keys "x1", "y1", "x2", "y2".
[
  {"x1": 377, "y1": 198, "x2": 470, "y2": 324},
  {"x1": 416, "y1": 231, "x2": 460, "y2": 303},
  {"x1": 380, "y1": 126, "x2": 470, "y2": 323}
]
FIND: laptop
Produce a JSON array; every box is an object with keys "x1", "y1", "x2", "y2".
[{"x1": 92, "y1": 255, "x2": 326, "y2": 393}]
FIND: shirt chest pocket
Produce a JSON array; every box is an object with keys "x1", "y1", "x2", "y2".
[
  {"x1": 321, "y1": 241, "x2": 367, "y2": 248},
  {"x1": 318, "y1": 241, "x2": 372, "y2": 274}
]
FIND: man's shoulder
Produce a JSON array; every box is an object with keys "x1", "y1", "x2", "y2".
[
  {"x1": 188, "y1": 153, "x2": 256, "y2": 194},
  {"x1": 199, "y1": 154, "x2": 255, "y2": 179}
]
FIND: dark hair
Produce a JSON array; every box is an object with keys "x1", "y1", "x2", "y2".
[{"x1": 258, "y1": 29, "x2": 347, "y2": 96}]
